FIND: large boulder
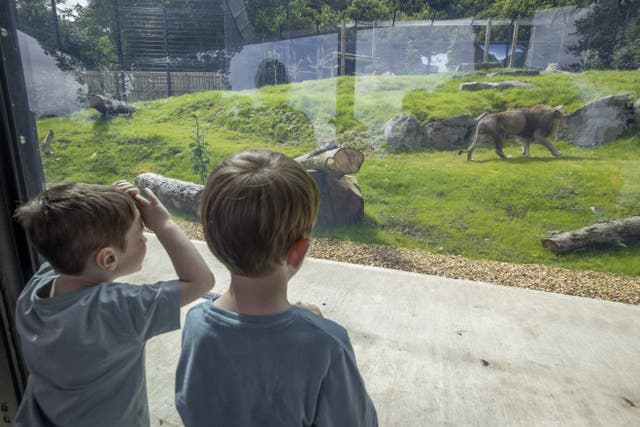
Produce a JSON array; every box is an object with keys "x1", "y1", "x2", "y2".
[
  {"x1": 560, "y1": 95, "x2": 633, "y2": 147},
  {"x1": 422, "y1": 114, "x2": 475, "y2": 150},
  {"x1": 633, "y1": 98, "x2": 640, "y2": 124},
  {"x1": 459, "y1": 80, "x2": 534, "y2": 91},
  {"x1": 384, "y1": 114, "x2": 422, "y2": 151}
]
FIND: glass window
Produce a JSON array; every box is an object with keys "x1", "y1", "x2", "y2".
[{"x1": 7, "y1": 0, "x2": 640, "y2": 423}]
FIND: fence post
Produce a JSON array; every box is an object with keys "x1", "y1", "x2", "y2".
[
  {"x1": 162, "y1": 0, "x2": 172, "y2": 97},
  {"x1": 509, "y1": 17, "x2": 520, "y2": 68},
  {"x1": 340, "y1": 20, "x2": 346, "y2": 76},
  {"x1": 483, "y1": 18, "x2": 492, "y2": 64},
  {"x1": 49, "y1": 0, "x2": 62, "y2": 50},
  {"x1": 526, "y1": 26, "x2": 536, "y2": 67},
  {"x1": 113, "y1": 0, "x2": 126, "y2": 100}
]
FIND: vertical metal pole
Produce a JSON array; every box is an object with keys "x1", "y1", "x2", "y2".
[
  {"x1": 483, "y1": 18, "x2": 491, "y2": 64},
  {"x1": 340, "y1": 20, "x2": 346, "y2": 76},
  {"x1": 0, "y1": 0, "x2": 45, "y2": 421},
  {"x1": 162, "y1": 0, "x2": 172, "y2": 97},
  {"x1": 49, "y1": 0, "x2": 62, "y2": 50},
  {"x1": 509, "y1": 17, "x2": 519, "y2": 68},
  {"x1": 113, "y1": 0, "x2": 125, "y2": 100},
  {"x1": 371, "y1": 22, "x2": 376, "y2": 71},
  {"x1": 557, "y1": 14, "x2": 567, "y2": 63},
  {"x1": 526, "y1": 26, "x2": 536, "y2": 67},
  {"x1": 222, "y1": 2, "x2": 229, "y2": 73}
]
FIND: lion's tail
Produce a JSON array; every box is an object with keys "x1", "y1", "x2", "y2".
[{"x1": 458, "y1": 114, "x2": 491, "y2": 156}]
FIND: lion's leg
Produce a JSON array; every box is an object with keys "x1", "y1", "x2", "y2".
[
  {"x1": 494, "y1": 134, "x2": 510, "y2": 159},
  {"x1": 534, "y1": 130, "x2": 561, "y2": 156},
  {"x1": 521, "y1": 138, "x2": 531, "y2": 157}
]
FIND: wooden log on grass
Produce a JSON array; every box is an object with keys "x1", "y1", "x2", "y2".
[
  {"x1": 136, "y1": 173, "x2": 203, "y2": 217},
  {"x1": 135, "y1": 145, "x2": 366, "y2": 226},
  {"x1": 541, "y1": 215, "x2": 640, "y2": 254},
  {"x1": 295, "y1": 146, "x2": 364, "y2": 177}
]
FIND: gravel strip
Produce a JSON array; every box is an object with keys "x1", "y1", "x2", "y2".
[{"x1": 176, "y1": 220, "x2": 640, "y2": 305}]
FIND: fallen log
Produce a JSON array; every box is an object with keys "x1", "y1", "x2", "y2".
[
  {"x1": 136, "y1": 173, "x2": 203, "y2": 216},
  {"x1": 309, "y1": 171, "x2": 363, "y2": 226},
  {"x1": 541, "y1": 216, "x2": 640, "y2": 254},
  {"x1": 135, "y1": 163, "x2": 365, "y2": 226},
  {"x1": 295, "y1": 146, "x2": 364, "y2": 177},
  {"x1": 88, "y1": 94, "x2": 137, "y2": 118}
]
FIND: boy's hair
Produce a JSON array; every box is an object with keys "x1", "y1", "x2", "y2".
[
  {"x1": 201, "y1": 149, "x2": 320, "y2": 276},
  {"x1": 14, "y1": 183, "x2": 137, "y2": 275}
]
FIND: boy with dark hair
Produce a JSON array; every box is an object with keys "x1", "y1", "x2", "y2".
[
  {"x1": 175, "y1": 149, "x2": 378, "y2": 426},
  {"x1": 13, "y1": 181, "x2": 215, "y2": 426}
]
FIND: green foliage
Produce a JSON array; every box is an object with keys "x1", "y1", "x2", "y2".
[
  {"x1": 346, "y1": 0, "x2": 390, "y2": 22},
  {"x1": 571, "y1": 0, "x2": 640, "y2": 70},
  {"x1": 37, "y1": 71, "x2": 640, "y2": 275},
  {"x1": 188, "y1": 115, "x2": 211, "y2": 184}
]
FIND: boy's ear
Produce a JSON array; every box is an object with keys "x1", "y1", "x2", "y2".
[
  {"x1": 95, "y1": 247, "x2": 118, "y2": 272},
  {"x1": 287, "y1": 238, "x2": 310, "y2": 270}
]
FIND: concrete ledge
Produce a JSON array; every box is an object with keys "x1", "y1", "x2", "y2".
[{"x1": 123, "y1": 234, "x2": 640, "y2": 426}]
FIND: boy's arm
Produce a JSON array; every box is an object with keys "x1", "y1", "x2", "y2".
[{"x1": 116, "y1": 181, "x2": 215, "y2": 306}]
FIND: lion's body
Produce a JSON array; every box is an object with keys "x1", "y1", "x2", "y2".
[{"x1": 459, "y1": 105, "x2": 564, "y2": 160}]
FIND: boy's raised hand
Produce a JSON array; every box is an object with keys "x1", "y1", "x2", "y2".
[
  {"x1": 114, "y1": 180, "x2": 215, "y2": 306},
  {"x1": 114, "y1": 181, "x2": 170, "y2": 233}
]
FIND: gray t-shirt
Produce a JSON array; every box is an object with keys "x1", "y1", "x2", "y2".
[
  {"x1": 175, "y1": 296, "x2": 378, "y2": 427},
  {"x1": 14, "y1": 262, "x2": 181, "y2": 427}
]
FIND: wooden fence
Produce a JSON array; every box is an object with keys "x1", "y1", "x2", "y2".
[{"x1": 82, "y1": 70, "x2": 229, "y2": 101}]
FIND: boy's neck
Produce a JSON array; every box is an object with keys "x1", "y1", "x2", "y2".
[
  {"x1": 52, "y1": 264, "x2": 118, "y2": 297},
  {"x1": 215, "y1": 267, "x2": 291, "y2": 315},
  {"x1": 52, "y1": 273, "x2": 105, "y2": 296}
]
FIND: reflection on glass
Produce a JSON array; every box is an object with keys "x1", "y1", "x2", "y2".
[{"x1": 10, "y1": 0, "x2": 640, "y2": 278}]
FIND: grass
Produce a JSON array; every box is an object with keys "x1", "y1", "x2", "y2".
[{"x1": 37, "y1": 70, "x2": 640, "y2": 275}]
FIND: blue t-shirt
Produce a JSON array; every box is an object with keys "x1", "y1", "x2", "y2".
[
  {"x1": 175, "y1": 296, "x2": 378, "y2": 427},
  {"x1": 14, "y1": 262, "x2": 181, "y2": 427}
]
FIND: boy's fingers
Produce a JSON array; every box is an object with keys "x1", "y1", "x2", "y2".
[
  {"x1": 133, "y1": 193, "x2": 150, "y2": 207},
  {"x1": 124, "y1": 187, "x2": 140, "y2": 197},
  {"x1": 143, "y1": 187, "x2": 161, "y2": 205}
]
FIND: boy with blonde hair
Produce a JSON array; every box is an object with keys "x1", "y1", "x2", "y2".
[
  {"x1": 175, "y1": 149, "x2": 377, "y2": 426},
  {"x1": 13, "y1": 181, "x2": 214, "y2": 426}
]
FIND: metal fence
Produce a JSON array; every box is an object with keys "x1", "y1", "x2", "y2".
[{"x1": 81, "y1": 70, "x2": 229, "y2": 102}]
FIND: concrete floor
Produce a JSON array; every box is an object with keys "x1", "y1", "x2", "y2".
[{"x1": 123, "y1": 234, "x2": 640, "y2": 427}]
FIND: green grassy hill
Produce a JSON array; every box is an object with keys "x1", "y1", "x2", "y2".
[{"x1": 37, "y1": 70, "x2": 640, "y2": 275}]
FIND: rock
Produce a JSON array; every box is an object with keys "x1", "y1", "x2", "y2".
[
  {"x1": 88, "y1": 94, "x2": 137, "y2": 118},
  {"x1": 633, "y1": 98, "x2": 640, "y2": 124},
  {"x1": 560, "y1": 95, "x2": 633, "y2": 147},
  {"x1": 459, "y1": 80, "x2": 534, "y2": 91},
  {"x1": 422, "y1": 114, "x2": 475, "y2": 150},
  {"x1": 384, "y1": 114, "x2": 422, "y2": 151},
  {"x1": 487, "y1": 70, "x2": 540, "y2": 77},
  {"x1": 455, "y1": 62, "x2": 500, "y2": 72}
]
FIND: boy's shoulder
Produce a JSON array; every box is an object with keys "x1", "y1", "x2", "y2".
[
  {"x1": 17, "y1": 262, "x2": 181, "y2": 338},
  {"x1": 186, "y1": 299, "x2": 353, "y2": 352},
  {"x1": 292, "y1": 305, "x2": 350, "y2": 345}
]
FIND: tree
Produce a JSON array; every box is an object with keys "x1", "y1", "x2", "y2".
[
  {"x1": 570, "y1": 0, "x2": 640, "y2": 70},
  {"x1": 346, "y1": 0, "x2": 390, "y2": 23}
]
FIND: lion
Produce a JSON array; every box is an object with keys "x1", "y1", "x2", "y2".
[{"x1": 458, "y1": 105, "x2": 565, "y2": 161}]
